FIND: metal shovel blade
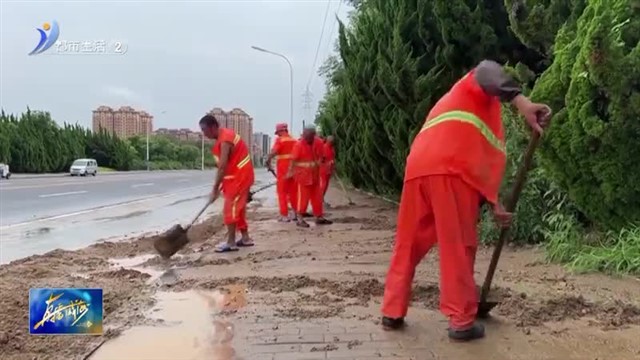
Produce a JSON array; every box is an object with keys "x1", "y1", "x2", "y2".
[
  {"x1": 154, "y1": 224, "x2": 189, "y2": 259},
  {"x1": 476, "y1": 301, "x2": 499, "y2": 319}
]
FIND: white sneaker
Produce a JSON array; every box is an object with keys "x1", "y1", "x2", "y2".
[{"x1": 278, "y1": 216, "x2": 291, "y2": 223}]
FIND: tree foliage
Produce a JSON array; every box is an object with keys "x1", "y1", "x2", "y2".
[
  {"x1": 0, "y1": 110, "x2": 215, "y2": 173},
  {"x1": 530, "y1": 0, "x2": 640, "y2": 228},
  {"x1": 317, "y1": 0, "x2": 640, "y2": 231},
  {"x1": 317, "y1": 0, "x2": 546, "y2": 196}
]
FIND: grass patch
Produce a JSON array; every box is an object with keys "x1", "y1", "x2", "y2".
[
  {"x1": 98, "y1": 166, "x2": 116, "y2": 172},
  {"x1": 544, "y1": 212, "x2": 640, "y2": 275}
]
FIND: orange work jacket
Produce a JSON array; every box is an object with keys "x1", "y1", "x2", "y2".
[
  {"x1": 212, "y1": 128, "x2": 255, "y2": 195},
  {"x1": 404, "y1": 70, "x2": 506, "y2": 205},
  {"x1": 291, "y1": 136, "x2": 324, "y2": 186},
  {"x1": 271, "y1": 133, "x2": 297, "y2": 177}
]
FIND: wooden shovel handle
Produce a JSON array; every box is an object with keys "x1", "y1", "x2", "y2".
[{"x1": 480, "y1": 130, "x2": 541, "y2": 302}]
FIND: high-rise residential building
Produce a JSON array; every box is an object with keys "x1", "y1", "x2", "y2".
[
  {"x1": 261, "y1": 133, "x2": 271, "y2": 157},
  {"x1": 207, "y1": 107, "x2": 253, "y2": 150},
  {"x1": 92, "y1": 106, "x2": 154, "y2": 138},
  {"x1": 251, "y1": 132, "x2": 271, "y2": 167}
]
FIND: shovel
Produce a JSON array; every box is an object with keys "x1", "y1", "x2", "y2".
[
  {"x1": 247, "y1": 181, "x2": 277, "y2": 203},
  {"x1": 477, "y1": 130, "x2": 541, "y2": 318},
  {"x1": 154, "y1": 200, "x2": 212, "y2": 259},
  {"x1": 335, "y1": 175, "x2": 355, "y2": 205}
]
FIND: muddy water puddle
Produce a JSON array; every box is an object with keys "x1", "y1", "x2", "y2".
[{"x1": 91, "y1": 286, "x2": 247, "y2": 360}]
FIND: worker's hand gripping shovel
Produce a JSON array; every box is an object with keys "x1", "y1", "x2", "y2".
[
  {"x1": 154, "y1": 199, "x2": 213, "y2": 259},
  {"x1": 477, "y1": 129, "x2": 542, "y2": 318}
]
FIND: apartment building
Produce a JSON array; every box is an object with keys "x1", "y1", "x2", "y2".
[
  {"x1": 207, "y1": 107, "x2": 253, "y2": 149},
  {"x1": 92, "y1": 106, "x2": 153, "y2": 138},
  {"x1": 252, "y1": 132, "x2": 271, "y2": 167}
]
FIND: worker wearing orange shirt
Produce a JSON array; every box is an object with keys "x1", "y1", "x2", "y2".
[
  {"x1": 286, "y1": 125, "x2": 332, "y2": 227},
  {"x1": 320, "y1": 135, "x2": 335, "y2": 205},
  {"x1": 381, "y1": 60, "x2": 551, "y2": 341},
  {"x1": 266, "y1": 123, "x2": 297, "y2": 222},
  {"x1": 200, "y1": 114, "x2": 255, "y2": 252}
]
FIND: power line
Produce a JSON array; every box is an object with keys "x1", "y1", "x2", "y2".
[
  {"x1": 323, "y1": 0, "x2": 343, "y2": 59},
  {"x1": 309, "y1": 0, "x2": 343, "y2": 92},
  {"x1": 306, "y1": 0, "x2": 333, "y2": 90}
]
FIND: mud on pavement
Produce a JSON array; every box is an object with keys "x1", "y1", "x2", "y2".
[{"x1": 2, "y1": 187, "x2": 640, "y2": 359}]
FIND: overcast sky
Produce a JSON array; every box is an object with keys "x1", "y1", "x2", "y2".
[{"x1": 0, "y1": 0, "x2": 351, "y2": 135}]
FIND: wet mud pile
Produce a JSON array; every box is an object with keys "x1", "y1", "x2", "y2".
[
  {"x1": 169, "y1": 272, "x2": 640, "y2": 330},
  {"x1": 331, "y1": 214, "x2": 396, "y2": 231},
  {"x1": 86, "y1": 215, "x2": 225, "y2": 260},
  {"x1": 0, "y1": 250, "x2": 155, "y2": 359},
  {"x1": 497, "y1": 293, "x2": 640, "y2": 328}
]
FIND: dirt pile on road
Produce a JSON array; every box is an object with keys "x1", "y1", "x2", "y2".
[
  {"x1": 0, "y1": 250, "x2": 155, "y2": 359},
  {"x1": 84, "y1": 215, "x2": 225, "y2": 260},
  {"x1": 497, "y1": 293, "x2": 640, "y2": 328},
  {"x1": 164, "y1": 270, "x2": 640, "y2": 330}
]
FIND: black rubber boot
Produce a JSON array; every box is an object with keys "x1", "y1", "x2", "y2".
[
  {"x1": 448, "y1": 323, "x2": 485, "y2": 341},
  {"x1": 381, "y1": 317, "x2": 405, "y2": 330},
  {"x1": 315, "y1": 217, "x2": 333, "y2": 225}
]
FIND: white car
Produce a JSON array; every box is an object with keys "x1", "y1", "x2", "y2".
[
  {"x1": 70, "y1": 158, "x2": 98, "y2": 176},
  {"x1": 0, "y1": 163, "x2": 10, "y2": 179}
]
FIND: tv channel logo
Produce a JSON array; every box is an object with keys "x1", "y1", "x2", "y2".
[
  {"x1": 29, "y1": 288, "x2": 103, "y2": 335},
  {"x1": 29, "y1": 21, "x2": 60, "y2": 56}
]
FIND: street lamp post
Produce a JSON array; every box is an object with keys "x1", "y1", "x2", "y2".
[
  {"x1": 201, "y1": 134, "x2": 205, "y2": 171},
  {"x1": 251, "y1": 45, "x2": 294, "y2": 133}
]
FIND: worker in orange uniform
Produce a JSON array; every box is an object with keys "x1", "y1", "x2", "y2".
[
  {"x1": 200, "y1": 114, "x2": 255, "y2": 253},
  {"x1": 266, "y1": 123, "x2": 297, "y2": 222},
  {"x1": 320, "y1": 135, "x2": 335, "y2": 206},
  {"x1": 381, "y1": 60, "x2": 551, "y2": 341},
  {"x1": 286, "y1": 124, "x2": 333, "y2": 228}
]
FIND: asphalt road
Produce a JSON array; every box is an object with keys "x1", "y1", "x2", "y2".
[
  {"x1": 0, "y1": 169, "x2": 274, "y2": 263},
  {"x1": 0, "y1": 170, "x2": 217, "y2": 226}
]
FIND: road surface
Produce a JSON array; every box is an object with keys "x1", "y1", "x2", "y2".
[{"x1": 0, "y1": 170, "x2": 273, "y2": 264}]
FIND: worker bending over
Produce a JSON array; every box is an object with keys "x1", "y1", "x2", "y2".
[
  {"x1": 266, "y1": 123, "x2": 297, "y2": 222},
  {"x1": 286, "y1": 125, "x2": 332, "y2": 228},
  {"x1": 320, "y1": 135, "x2": 335, "y2": 205},
  {"x1": 381, "y1": 60, "x2": 551, "y2": 341},
  {"x1": 200, "y1": 114, "x2": 256, "y2": 253}
]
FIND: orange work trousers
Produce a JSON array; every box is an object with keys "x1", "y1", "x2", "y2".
[
  {"x1": 276, "y1": 176, "x2": 296, "y2": 217},
  {"x1": 296, "y1": 181, "x2": 323, "y2": 217},
  {"x1": 320, "y1": 173, "x2": 331, "y2": 197},
  {"x1": 223, "y1": 187, "x2": 250, "y2": 231},
  {"x1": 381, "y1": 175, "x2": 481, "y2": 330}
]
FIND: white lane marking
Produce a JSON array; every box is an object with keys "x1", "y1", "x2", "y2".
[
  {"x1": 39, "y1": 190, "x2": 88, "y2": 198},
  {"x1": 2, "y1": 172, "x2": 208, "y2": 191},
  {"x1": 0, "y1": 184, "x2": 210, "y2": 230},
  {"x1": 132, "y1": 183, "x2": 154, "y2": 188}
]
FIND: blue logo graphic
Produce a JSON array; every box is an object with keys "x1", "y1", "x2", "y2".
[
  {"x1": 29, "y1": 21, "x2": 60, "y2": 56},
  {"x1": 29, "y1": 288, "x2": 103, "y2": 335}
]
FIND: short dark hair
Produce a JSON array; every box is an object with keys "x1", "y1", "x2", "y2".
[{"x1": 199, "y1": 114, "x2": 219, "y2": 127}]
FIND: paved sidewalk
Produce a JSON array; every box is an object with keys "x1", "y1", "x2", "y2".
[{"x1": 237, "y1": 319, "x2": 432, "y2": 360}]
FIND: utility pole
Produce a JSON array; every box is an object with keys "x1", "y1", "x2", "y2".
[
  {"x1": 302, "y1": 87, "x2": 313, "y2": 131},
  {"x1": 146, "y1": 120, "x2": 150, "y2": 171}
]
